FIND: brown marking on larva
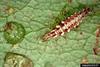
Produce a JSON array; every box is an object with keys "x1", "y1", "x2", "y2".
[
  {"x1": 65, "y1": 18, "x2": 70, "y2": 23},
  {"x1": 69, "y1": 23, "x2": 74, "y2": 29},
  {"x1": 55, "y1": 28, "x2": 62, "y2": 35},
  {"x1": 70, "y1": 15, "x2": 75, "y2": 20},
  {"x1": 68, "y1": 25, "x2": 71, "y2": 29},
  {"x1": 79, "y1": 11, "x2": 83, "y2": 15},
  {"x1": 60, "y1": 23, "x2": 65, "y2": 27},
  {"x1": 43, "y1": 31, "x2": 57, "y2": 41},
  {"x1": 83, "y1": 8, "x2": 90, "y2": 16},
  {"x1": 73, "y1": 22, "x2": 78, "y2": 28},
  {"x1": 57, "y1": 27, "x2": 64, "y2": 35},
  {"x1": 64, "y1": 28, "x2": 68, "y2": 32},
  {"x1": 59, "y1": 31, "x2": 63, "y2": 35},
  {"x1": 43, "y1": 7, "x2": 90, "y2": 41},
  {"x1": 50, "y1": 32, "x2": 56, "y2": 37},
  {"x1": 55, "y1": 27, "x2": 59, "y2": 30},
  {"x1": 50, "y1": 31, "x2": 55, "y2": 34}
]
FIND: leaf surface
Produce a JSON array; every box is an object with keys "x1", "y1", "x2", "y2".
[{"x1": 0, "y1": 0, "x2": 100, "y2": 67}]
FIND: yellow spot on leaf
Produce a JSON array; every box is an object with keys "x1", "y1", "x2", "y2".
[
  {"x1": 5, "y1": 7, "x2": 15, "y2": 14},
  {"x1": 81, "y1": 56, "x2": 88, "y2": 64}
]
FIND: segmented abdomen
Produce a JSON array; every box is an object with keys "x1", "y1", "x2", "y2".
[{"x1": 43, "y1": 7, "x2": 90, "y2": 41}]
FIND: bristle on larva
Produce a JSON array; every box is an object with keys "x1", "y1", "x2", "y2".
[{"x1": 43, "y1": 7, "x2": 90, "y2": 41}]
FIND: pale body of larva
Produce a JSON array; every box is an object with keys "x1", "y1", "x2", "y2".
[{"x1": 43, "y1": 7, "x2": 90, "y2": 41}]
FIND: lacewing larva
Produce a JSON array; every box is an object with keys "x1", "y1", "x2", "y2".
[{"x1": 43, "y1": 7, "x2": 90, "y2": 41}]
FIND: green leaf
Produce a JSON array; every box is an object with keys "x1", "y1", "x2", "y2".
[{"x1": 0, "y1": 0, "x2": 100, "y2": 67}]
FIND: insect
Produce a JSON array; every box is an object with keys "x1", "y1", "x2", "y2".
[{"x1": 43, "y1": 7, "x2": 90, "y2": 41}]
